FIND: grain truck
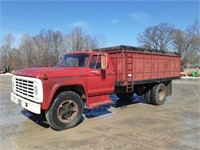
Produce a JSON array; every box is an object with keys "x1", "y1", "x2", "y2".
[{"x1": 11, "y1": 45, "x2": 180, "y2": 130}]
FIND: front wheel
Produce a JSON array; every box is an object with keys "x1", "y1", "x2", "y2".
[{"x1": 45, "y1": 91, "x2": 83, "y2": 131}]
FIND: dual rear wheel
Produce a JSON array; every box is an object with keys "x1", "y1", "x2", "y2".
[
  {"x1": 116, "y1": 83, "x2": 166, "y2": 106},
  {"x1": 144, "y1": 83, "x2": 166, "y2": 105}
]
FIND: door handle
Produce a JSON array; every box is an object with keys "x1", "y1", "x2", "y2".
[{"x1": 91, "y1": 70, "x2": 100, "y2": 75}]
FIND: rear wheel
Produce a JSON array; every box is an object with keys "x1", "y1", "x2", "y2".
[
  {"x1": 144, "y1": 90, "x2": 151, "y2": 104},
  {"x1": 151, "y1": 83, "x2": 166, "y2": 105},
  {"x1": 45, "y1": 91, "x2": 83, "y2": 131}
]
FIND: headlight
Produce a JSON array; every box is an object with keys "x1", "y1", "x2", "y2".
[
  {"x1": 34, "y1": 85, "x2": 38, "y2": 96},
  {"x1": 33, "y1": 81, "x2": 42, "y2": 102}
]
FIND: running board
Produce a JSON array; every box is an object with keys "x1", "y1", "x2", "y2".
[{"x1": 87, "y1": 94, "x2": 113, "y2": 109}]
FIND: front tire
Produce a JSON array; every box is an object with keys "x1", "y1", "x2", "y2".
[{"x1": 45, "y1": 91, "x2": 83, "y2": 131}]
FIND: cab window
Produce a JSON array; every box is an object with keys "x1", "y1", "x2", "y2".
[{"x1": 90, "y1": 55, "x2": 108, "y2": 69}]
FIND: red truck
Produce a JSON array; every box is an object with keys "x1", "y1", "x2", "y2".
[{"x1": 11, "y1": 45, "x2": 180, "y2": 130}]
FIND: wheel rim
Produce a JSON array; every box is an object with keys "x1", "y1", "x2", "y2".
[
  {"x1": 158, "y1": 88, "x2": 165, "y2": 101},
  {"x1": 57, "y1": 100, "x2": 78, "y2": 123}
]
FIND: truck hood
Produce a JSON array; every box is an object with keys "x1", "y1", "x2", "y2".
[{"x1": 14, "y1": 67, "x2": 88, "y2": 78}]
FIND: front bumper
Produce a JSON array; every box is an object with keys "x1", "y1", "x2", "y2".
[{"x1": 11, "y1": 92, "x2": 41, "y2": 114}]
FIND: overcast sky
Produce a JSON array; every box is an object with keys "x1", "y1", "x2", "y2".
[{"x1": 1, "y1": 0, "x2": 199, "y2": 47}]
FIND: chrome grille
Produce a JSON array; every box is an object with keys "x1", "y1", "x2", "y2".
[{"x1": 15, "y1": 78, "x2": 34, "y2": 98}]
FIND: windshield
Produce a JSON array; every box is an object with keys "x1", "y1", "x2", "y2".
[{"x1": 58, "y1": 54, "x2": 90, "y2": 67}]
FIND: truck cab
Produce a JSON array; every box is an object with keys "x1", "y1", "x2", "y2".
[{"x1": 11, "y1": 51, "x2": 115, "y2": 130}]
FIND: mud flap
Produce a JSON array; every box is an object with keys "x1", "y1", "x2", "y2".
[{"x1": 165, "y1": 81, "x2": 172, "y2": 96}]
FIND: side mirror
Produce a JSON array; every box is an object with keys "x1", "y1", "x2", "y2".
[{"x1": 101, "y1": 55, "x2": 107, "y2": 69}]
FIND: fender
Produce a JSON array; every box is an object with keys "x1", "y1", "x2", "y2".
[{"x1": 41, "y1": 76, "x2": 88, "y2": 109}]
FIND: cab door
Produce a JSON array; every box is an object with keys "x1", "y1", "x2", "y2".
[{"x1": 87, "y1": 54, "x2": 115, "y2": 97}]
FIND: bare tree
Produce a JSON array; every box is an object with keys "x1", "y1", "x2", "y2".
[
  {"x1": 172, "y1": 20, "x2": 200, "y2": 69},
  {"x1": 0, "y1": 33, "x2": 16, "y2": 69},
  {"x1": 65, "y1": 26, "x2": 103, "y2": 52},
  {"x1": 19, "y1": 34, "x2": 35, "y2": 68},
  {"x1": 46, "y1": 30, "x2": 64, "y2": 64},
  {"x1": 32, "y1": 29, "x2": 52, "y2": 66},
  {"x1": 30, "y1": 29, "x2": 65, "y2": 67},
  {"x1": 137, "y1": 22, "x2": 175, "y2": 51},
  {"x1": 187, "y1": 20, "x2": 200, "y2": 54},
  {"x1": 9, "y1": 48, "x2": 23, "y2": 70}
]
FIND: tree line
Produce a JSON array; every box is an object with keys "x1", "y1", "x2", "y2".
[
  {"x1": 0, "y1": 20, "x2": 199, "y2": 71},
  {"x1": 0, "y1": 27, "x2": 103, "y2": 70}
]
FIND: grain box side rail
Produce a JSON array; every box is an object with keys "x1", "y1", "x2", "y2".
[{"x1": 96, "y1": 45, "x2": 180, "y2": 84}]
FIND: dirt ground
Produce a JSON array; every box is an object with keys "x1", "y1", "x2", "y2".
[{"x1": 0, "y1": 75, "x2": 199, "y2": 150}]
